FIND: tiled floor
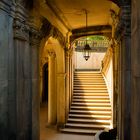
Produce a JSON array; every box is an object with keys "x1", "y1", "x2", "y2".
[{"x1": 40, "y1": 104, "x2": 95, "y2": 140}]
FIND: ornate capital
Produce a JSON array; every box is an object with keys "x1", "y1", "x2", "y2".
[
  {"x1": 65, "y1": 49, "x2": 71, "y2": 58},
  {"x1": 30, "y1": 27, "x2": 41, "y2": 46},
  {"x1": 115, "y1": 5, "x2": 131, "y2": 39},
  {"x1": 48, "y1": 51, "x2": 56, "y2": 58},
  {"x1": 13, "y1": 18, "x2": 29, "y2": 41}
]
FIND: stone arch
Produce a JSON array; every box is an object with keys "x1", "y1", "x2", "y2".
[{"x1": 39, "y1": 36, "x2": 66, "y2": 126}]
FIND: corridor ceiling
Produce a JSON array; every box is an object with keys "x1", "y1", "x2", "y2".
[{"x1": 40, "y1": 0, "x2": 119, "y2": 35}]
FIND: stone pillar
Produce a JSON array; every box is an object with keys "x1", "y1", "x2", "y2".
[
  {"x1": 57, "y1": 73, "x2": 66, "y2": 126},
  {"x1": 69, "y1": 51, "x2": 73, "y2": 107},
  {"x1": 48, "y1": 51, "x2": 56, "y2": 125},
  {"x1": 65, "y1": 50, "x2": 70, "y2": 119},
  {"x1": 131, "y1": 0, "x2": 140, "y2": 139},
  {"x1": 13, "y1": 4, "x2": 33, "y2": 140},
  {"x1": 0, "y1": 1, "x2": 16, "y2": 140},
  {"x1": 30, "y1": 27, "x2": 41, "y2": 140},
  {"x1": 116, "y1": 5, "x2": 131, "y2": 140}
]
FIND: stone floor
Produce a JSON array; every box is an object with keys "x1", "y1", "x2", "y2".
[{"x1": 40, "y1": 103, "x2": 95, "y2": 140}]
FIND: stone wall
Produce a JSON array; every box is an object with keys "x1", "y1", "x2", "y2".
[
  {"x1": 0, "y1": 1, "x2": 41, "y2": 140},
  {"x1": 131, "y1": 0, "x2": 140, "y2": 140},
  {"x1": 74, "y1": 51, "x2": 105, "y2": 70}
]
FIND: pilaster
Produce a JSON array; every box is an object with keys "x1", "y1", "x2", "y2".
[
  {"x1": 131, "y1": 0, "x2": 140, "y2": 139},
  {"x1": 57, "y1": 72, "x2": 66, "y2": 127},
  {"x1": 48, "y1": 51, "x2": 57, "y2": 125},
  {"x1": 13, "y1": 3, "x2": 32, "y2": 140},
  {"x1": 115, "y1": 4, "x2": 131, "y2": 140},
  {"x1": 0, "y1": 1, "x2": 15, "y2": 140},
  {"x1": 65, "y1": 50, "x2": 70, "y2": 119},
  {"x1": 29, "y1": 26, "x2": 41, "y2": 140}
]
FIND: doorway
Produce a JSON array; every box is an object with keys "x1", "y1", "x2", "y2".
[{"x1": 42, "y1": 63, "x2": 48, "y2": 104}]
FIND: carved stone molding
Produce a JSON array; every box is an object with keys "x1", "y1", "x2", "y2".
[
  {"x1": 13, "y1": 18, "x2": 29, "y2": 41},
  {"x1": 16, "y1": 0, "x2": 33, "y2": 10},
  {"x1": 40, "y1": 18, "x2": 66, "y2": 48},
  {"x1": 0, "y1": 0, "x2": 10, "y2": 13},
  {"x1": 47, "y1": 51, "x2": 56, "y2": 58},
  {"x1": 65, "y1": 49, "x2": 70, "y2": 58},
  {"x1": 115, "y1": 5, "x2": 131, "y2": 40},
  {"x1": 30, "y1": 27, "x2": 41, "y2": 46},
  {"x1": 57, "y1": 73, "x2": 67, "y2": 78}
]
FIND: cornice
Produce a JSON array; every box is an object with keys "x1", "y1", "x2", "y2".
[{"x1": 0, "y1": 0, "x2": 15, "y2": 16}]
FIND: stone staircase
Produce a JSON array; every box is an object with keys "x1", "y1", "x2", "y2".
[{"x1": 61, "y1": 71, "x2": 111, "y2": 135}]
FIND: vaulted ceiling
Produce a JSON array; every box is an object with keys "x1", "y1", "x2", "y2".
[{"x1": 39, "y1": 0, "x2": 119, "y2": 36}]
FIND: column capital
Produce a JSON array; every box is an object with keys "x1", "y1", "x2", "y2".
[
  {"x1": 13, "y1": 18, "x2": 30, "y2": 41},
  {"x1": 57, "y1": 73, "x2": 67, "y2": 78},
  {"x1": 115, "y1": 5, "x2": 131, "y2": 40},
  {"x1": 48, "y1": 51, "x2": 56, "y2": 58},
  {"x1": 30, "y1": 27, "x2": 41, "y2": 46}
]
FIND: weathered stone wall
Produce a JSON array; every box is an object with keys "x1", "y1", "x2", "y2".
[
  {"x1": 131, "y1": 0, "x2": 140, "y2": 140},
  {"x1": 0, "y1": 1, "x2": 16, "y2": 140},
  {"x1": 0, "y1": 1, "x2": 41, "y2": 140}
]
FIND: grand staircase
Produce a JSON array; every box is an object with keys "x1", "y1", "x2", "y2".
[{"x1": 61, "y1": 71, "x2": 111, "y2": 135}]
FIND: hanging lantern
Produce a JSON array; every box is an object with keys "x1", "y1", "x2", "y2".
[
  {"x1": 82, "y1": 9, "x2": 91, "y2": 61},
  {"x1": 83, "y1": 44, "x2": 91, "y2": 61}
]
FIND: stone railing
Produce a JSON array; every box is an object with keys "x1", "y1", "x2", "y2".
[
  {"x1": 101, "y1": 45, "x2": 113, "y2": 127},
  {"x1": 101, "y1": 46, "x2": 113, "y2": 75},
  {"x1": 75, "y1": 39, "x2": 110, "y2": 48}
]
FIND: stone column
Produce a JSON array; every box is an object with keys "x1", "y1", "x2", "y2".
[
  {"x1": 0, "y1": 1, "x2": 16, "y2": 140},
  {"x1": 116, "y1": 5, "x2": 131, "y2": 140},
  {"x1": 131, "y1": 0, "x2": 140, "y2": 139},
  {"x1": 69, "y1": 51, "x2": 73, "y2": 107},
  {"x1": 65, "y1": 50, "x2": 70, "y2": 119},
  {"x1": 57, "y1": 73, "x2": 66, "y2": 127},
  {"x1": 48, "y1": 51, "x2": 56, "y2": 125},
  {"x1": 30, "y1": 27, "x2": 41, "y2": 140},
  {"x1": 13, "y1": 4, "x2": 33, "y2": 140}
]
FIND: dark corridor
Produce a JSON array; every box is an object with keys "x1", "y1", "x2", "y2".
[{"x1": 42, "y1": 63, "x2": 48, "y2": 103}]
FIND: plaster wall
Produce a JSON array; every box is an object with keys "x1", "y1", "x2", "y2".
[{"x1": 74, "y1": 51, "x2": 105, "y2": 70}]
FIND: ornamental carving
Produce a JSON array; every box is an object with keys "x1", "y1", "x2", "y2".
[
  {"x1": 40, "y1": 18, "x2": 66, "y2": 48},
  {"x1": 30, "y1": 27, "x2": 41, "y2": 46},
  {"x1": 47, "y1": 51, "x2": 56, "y2": 58},
  {"x1": 115, "y1": 5, "x2": 131, "y2": 40},
  {"x1": 13, "y1": 18, "x2": 30, "y2": 41}
]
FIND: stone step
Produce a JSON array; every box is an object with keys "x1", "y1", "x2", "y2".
[
  {"x1": 73, "y1": 96, "x2": 110, "y2": 99},
  {"x1": 74, "y1": 90, "x2": 108, "y2": 93},
  {"x1": 71, "y1": 106, "x2": 111, "y2": 111},
  {"x1": 74, "y1": 85, "x2": 106, "y2": 87},
  {"x1": 69, "y1": 114, "x2": 111, "y2": 119},
  {"x1": 65, "y1": 123, "x2": 110, "y2": 129},
  {"x1": 74, "y1": 83, "x2": 106, "y2": 86},
  {"x1": 74, "y1": 86, "x2": 107, "y2": 91},
  {"x1": 73, "y1": 92, "x2": 108, "y2": 96},
  {"x1": 70, "y1": 109, "x2": 111, "y2": 115},
  {"x1": 60, "y1": 128, "x2": 98, "y2": 135},
  {"x1": 67, "y1": 118, "x2": 111, "y2": 124},
  {"x1": 74, "y1": 71, "x2": 101, "y2": 73},
  {"x1": 74, "y1": 75, "x2": 103, "y2": 77},
  {"x1": 74, "y1": 77, "x2": 104, "y2": 81},
  {"x1": 71, "y1": 102, "x2": 110, "y2": 106},
  {"x1": 72, "y1": 98, "x2": 110, "y2": 103}
]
